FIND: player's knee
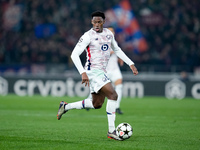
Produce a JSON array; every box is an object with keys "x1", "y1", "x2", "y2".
[
  {"x1": 113, "y1": 92, "x2": 118, "y2": 100},
  {"x1": 93, "y1": 103, "x2": 103, "y2": 109},
  {"x1": 108, "y1": 92, "x2": 118, "y2": 100},
  {"x1": 94, "y1": 105, "x2": 102, "y2": 109},
  {"x1": 92, "y1": 100, "x2": 103, "y2": 109}
]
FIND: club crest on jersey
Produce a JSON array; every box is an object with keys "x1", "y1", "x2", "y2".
[
  {"x1": 106, "y1": 35, "x2": 111, "y2": 40},
  {"x1": 101, "y1": 44, "x2": 109, "y2": 51}
]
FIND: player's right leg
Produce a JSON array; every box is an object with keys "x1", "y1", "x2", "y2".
[
  {"x1": 91, "y1": 92, "x2": 105, "y2": 109},
  {"x1": 85, "y1": 93, "x2": 93, "y2": 111},
  {"x1": 57, "y1": 98, "x2": 94, "y2": 120},
  {"x1": 57, "y1": 101, "x2": 68, "y2": 120}
]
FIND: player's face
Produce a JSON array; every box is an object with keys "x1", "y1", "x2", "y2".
[{"x1": 91, "y1": 17, "x2": 105, "y2": 33}]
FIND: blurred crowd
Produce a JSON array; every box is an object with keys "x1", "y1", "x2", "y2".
[{"x1": 0, "y1": 0, "x2": 199, "y2": 73}]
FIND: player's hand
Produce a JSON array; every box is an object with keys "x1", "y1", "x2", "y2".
[
  {"x1": 130, "y1": 64, "x2": 138, "y2": 76},
  {"x1": 81, "y1": 72, "x2": 89, "y2": 86}
]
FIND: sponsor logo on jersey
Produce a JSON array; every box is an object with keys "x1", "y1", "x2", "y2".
[{"x1": 101, "y1": 44, "x2": 109, "y2": 51}]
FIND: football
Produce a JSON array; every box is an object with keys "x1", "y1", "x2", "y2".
[{"x1": 116, "y1": 122, "x2": 133, "y2": 140}]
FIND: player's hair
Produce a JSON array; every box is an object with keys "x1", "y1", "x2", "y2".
[{"x1": 91, "y1": 11, "x2": 105, "y2": 19}]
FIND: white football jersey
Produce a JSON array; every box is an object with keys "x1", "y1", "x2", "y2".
[
  {"x1": 71, "y1": 28, "x2": 134, "y2": 74},
  {"x1": 83, "y1": 28, "x2": 112, "y2": 72}
]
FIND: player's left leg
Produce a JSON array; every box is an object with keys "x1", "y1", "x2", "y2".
[
  {"x1": 98, "y1": 83, "x2": 122, "y2": 140},
  {"x1": 99, "y1": 82, "x2": 118, "y2": 133}
]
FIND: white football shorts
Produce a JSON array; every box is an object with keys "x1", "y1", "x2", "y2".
[{"x1": 86, "y1": 69, "x2": 111, "y2": 93}]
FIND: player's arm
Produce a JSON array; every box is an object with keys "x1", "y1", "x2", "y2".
[
  {"x1": 71, "y1": 33, "x2": 90, "y2": 86},
  {"x1": 111, "y1": 49, "x2": 124, "y2": 66},
  {"x1": 111, "y1": 37, "x2": 138, "y2": 75}
]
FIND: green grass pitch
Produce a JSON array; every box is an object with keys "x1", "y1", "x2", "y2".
[{"x1": 0, "y1": 95, "x2": 200, "y2": 150}]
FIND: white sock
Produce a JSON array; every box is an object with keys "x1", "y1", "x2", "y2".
[
  {"x1": 84, "y1": 98, "x2": 94, "y2": 109},
  {"x1": 106, "y1": 99, "x2": 117, "y2": 133},
  {"x1": 115, "y1": 84, "x2": 123, "y2": 109},
  {"x1": 65, "y1": 99, "x2": 94, "y2": 110}
]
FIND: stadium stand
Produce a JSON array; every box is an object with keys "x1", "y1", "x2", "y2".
[{"x1": 0, "y1": 0, "x2": 199, "y2": 74}]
